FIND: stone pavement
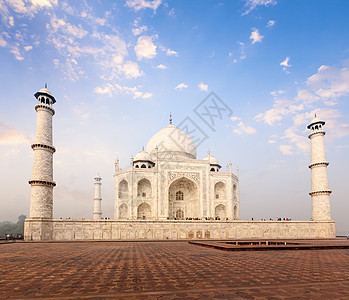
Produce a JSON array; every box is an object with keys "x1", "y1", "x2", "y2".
[{"x1": 1, "y1": 239, "x2": 349, "y2": 299}]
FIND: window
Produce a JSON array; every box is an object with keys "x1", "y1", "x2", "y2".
[
  {"x1": 176, "y1": 191, "x2": 184, "y2": 201},
  {"x1": 210, "y1": 168, "x2": 215, "y2": 172},
  {"x1": 216, "y1": 194, "x2": 219, "y2": 199},
  {"x1": 135, "y1": 165, "x2": 139, "y2": 168},
  {"x1": 141, "y1": 164, "x2": 146, "y2": 168},
  {"x1": 142, "y1": 192, "x2": 146, "y2": 197}
]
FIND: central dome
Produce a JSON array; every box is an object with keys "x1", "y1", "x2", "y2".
[{"x1": 146, "y1": 124, "x2": 197, "y2": 160}]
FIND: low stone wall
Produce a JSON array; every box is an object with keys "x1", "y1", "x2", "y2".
[{"x1": 24, "y1": 219, "x2": 336, "y2": 241}]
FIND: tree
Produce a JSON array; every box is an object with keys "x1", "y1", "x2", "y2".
[{"x1": 0, "y1": 215, "x2": 26, "y2": 237}]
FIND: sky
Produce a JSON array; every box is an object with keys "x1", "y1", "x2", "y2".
[{"x1": 0, "y1": 0, "x2": 349, "y2": 235}]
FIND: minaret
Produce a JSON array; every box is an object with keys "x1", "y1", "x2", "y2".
[
  {"x1": 93, "y1": 174, "x2": 102, "y2": 220},
  {"x1": 307, "y1": 116, "x2": 332, "y2": 221},
  {"x1": 28, "y1": 85, "x2": 56, "y2": 219}
]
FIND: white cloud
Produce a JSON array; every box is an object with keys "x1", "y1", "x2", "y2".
[
  {"x1": 168, "y1": 8, "x2": 175, "y2": 17},
  {"x1": 175, "y1": 83, "x2": 188, "y2": 90},
  {"x1": 132, "y1": 19, "x2": 147, "y2": 36},
  {"x1": 166, "y1": 48, "x2": 178, "y2": 56},
  {"x1": 134, "y1": 35, "x2": 157, "y2": 60},
  {"x1": 132, "y1": 25, "x2": 147, "y2": 36},
  {"x1": 126, "y1": 0, "x2": 162, "y2": 13},
  {"x1": 266, "y1": 20, "x2": 275, "y2": 28},
  {"x1": 24, "y1": 45, "x2": 32, "y2": 51},
  {"x1": 118, "y1": 61, "x2": 143, "y2": 79},
  {"x1": 53, "y1": 58, "x2": 59, "y2": 68},
  {"x1": 233, "y1": 121, "x2": 257, "y2": 135},
  {"x1": 3, "y1": 0, "x2": 57, "y2": 17},
  {"x1": 270, "y1": 90, "x2": 286, "y2": 97},
  {"x1": 156, "y1": 64, "x2": 167, "y2": 69},
  {"x1": 282, "y1": 128, "x2": 308, "y2": 152},
  {"x1": 0, "y1": 122, "x2": 30, "y2": 145},
  {"x1": 280, "y1": 145, "x2": 293, "y2": 155},
  {"x1": 94, "y1": 83, "x2": 152, "y2": 99},
  {"x1": 10, "y1": 46, "x2": 24, "y2": 61},
  {"x1": 242, "y1": 0, "x2": 277, "y2": 15},
  {"x1": 0, "y1": 35, "x2": 7, "y2": 47},
  {"x1": 8, "y1": 16, "x2": 14, "y2": 26},
  {"x1": 198, "y1": 82, "x2": 208, "y2": 91},
  {"x1": 231, "y1": 116, "x2": 241, "y2": 122},
  {"x1": 48, "y1": 15, "x2": 88, "y2": 38},
  {"x1": 280, "y1": 57, "x2": 291, "y2": 72},
  {"x1": 250, "y1": 28, "x2": 263, "y2": 44},
  {"x1": 256, "y1": 61, "x2": 349, "y2": 154}
]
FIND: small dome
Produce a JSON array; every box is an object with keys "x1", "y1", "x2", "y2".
[
  {"x1": 134, "y1": 150, "x2": 152, "y2": 162},
  {"x1": 203, "y1": 155, "x2": 219, "y2": 165},
  {"x1": 146, "y1": 124, "x2": 197, "y2": 159},
  {"x1": 34, "y1": 87, "x2": 56, "y2": 104},
  {"x1": 38, "y1": 88, "x2": 53, "y2": 97},
  {"x1": 307, "y1": 116, "x2": 325, "y2": 129}
]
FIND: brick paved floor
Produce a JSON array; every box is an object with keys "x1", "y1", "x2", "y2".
[{"x1": 1, "y1": 240, "x2": 349, "y2": 299}]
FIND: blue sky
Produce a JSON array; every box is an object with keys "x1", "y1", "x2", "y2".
[{"x1": 1, "y1": 0, "x2": 349, "y2": 234}]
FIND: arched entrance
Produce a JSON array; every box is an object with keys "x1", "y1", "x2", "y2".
[
  {"x1": 119, "y1": 203, "x2": 128, "y2": 219},
  {"x1": 137, "y1": 178, "x2": 152, "y2": 198},
  {"x1": 168, "y1": 177, "x2": 199, "y2": 219},
  {"x1": 215, "y1": 204, "x2": 226, "y2": 219},
  {"x1": 137, "y1": 203, "x2": 151, "y2": 220},
  {"x1": 118, "y1": 180, "x2": 128, "y2": 199}
]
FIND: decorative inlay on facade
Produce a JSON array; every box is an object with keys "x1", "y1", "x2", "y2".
[{"x1": 168, "y1": 171, "x2": 200, "y2": 183}]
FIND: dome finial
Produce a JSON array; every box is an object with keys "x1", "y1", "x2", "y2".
[
  {"x1": 45, "y1": 82, "x2": 47, "y2": 88},
  {"x1": 169, "y1": 112, "x2": 172, "y2": 125},
  {"x1": 142, "y1": 146, "x2": 144, "y2": 151}
]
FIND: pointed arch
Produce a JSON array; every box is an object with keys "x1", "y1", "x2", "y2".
[
  {"x1": 137, "y1": 203, "x2": 151, "y2": 220},
  {"x1": 119, "y1": 203, "x2": 128, "y2": 219},
  {"x1": 215, "y1": 204, "x2": 226, "y2": 219},
  {"x1": 214, "y1": 181, "x2": 226, "y2": 200},
  {"x1": 119, "y1": 180, "x2": 128, "y2": 199},
  {"x1": 137, "y1": 178, "x2": 152, "y2": 198},
  {"x1": 168, "y1": 177, "x2": 199, "y2": 219}
]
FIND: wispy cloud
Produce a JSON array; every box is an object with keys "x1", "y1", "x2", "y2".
[
  {"x1": 198, "y1": 82, "x2": 208, "y2": 91},
  {"x1": 242, "y1": 0, "x2": 277, "y2": 15},
  {"x1": 94, "y1": 83, "x2": 152, "y2": 99},
  {"x1": 256, "y1": 61, "x2": 349, "y2": 154},
  {"x1": 156, "y1": 64, "x2": 167, "y2": 69},
  {"x1": 132, "y1": 19, "x2": 147, "y2": 36},
  {"x1": 126, "y1": 0, "x2": 162, "y2": 13},
  {"x1": 250, "y1": 28, "x2": 263, "y2": 44},
  {"x1": 280, "y1": 144, "x2": 293, "y2": 155},
  {"x1": 166, "y1": 48, "x2": 178, "y2": 56},
  {"x1": 266, "y1": 20, "x2": 275, "y2": 28},
  {"x1": 280, "y1": 57, "x2": 291, "y2": 73},
  {"x1": 0, "y1": 122, "x2": 30, "y2": 145},
  {"x1": 233, "y1": 121, "x2": 256, "y2": 135},
  {"x1": 175, "y1": 83, "x2": 188, "y2": 90}
]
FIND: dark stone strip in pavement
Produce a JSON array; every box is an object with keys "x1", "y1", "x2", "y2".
[{"x1": 189, "y1": 241, "x2": 349, "y2": 251}]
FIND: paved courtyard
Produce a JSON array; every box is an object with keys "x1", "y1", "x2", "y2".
[{"x1": 1, "y1": 240, "x2": 349, "y2": 299}]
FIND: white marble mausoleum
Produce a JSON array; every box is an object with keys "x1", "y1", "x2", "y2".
[{"x1": 24, "y1": 87, "x2": 336, "y2": 241}]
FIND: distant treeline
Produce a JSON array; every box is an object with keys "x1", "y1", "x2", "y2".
[{"x1": 0, "y1": 215, "x2": 26, "y2": 237}]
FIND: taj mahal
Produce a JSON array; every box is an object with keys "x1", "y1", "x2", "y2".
[{"x1": 24, "y1": 86, "x2": 335, "y2": 240}]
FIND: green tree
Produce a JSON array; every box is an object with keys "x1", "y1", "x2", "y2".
[{"x1": 0, "y1": 215, "x2": 26, "y2": 237}]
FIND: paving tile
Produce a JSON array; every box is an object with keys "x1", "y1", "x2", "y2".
[{"x1": 0, "y1": 239, "x2": 349, "y2": 299}]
